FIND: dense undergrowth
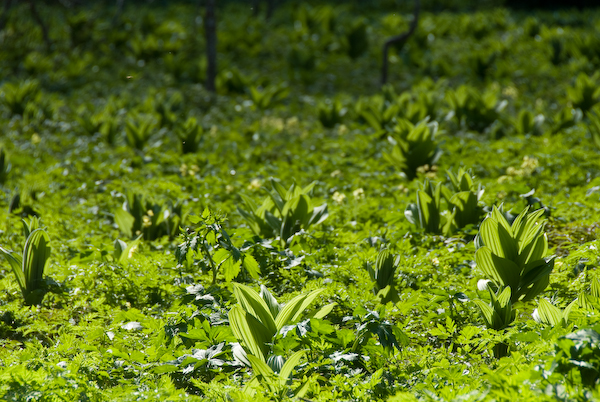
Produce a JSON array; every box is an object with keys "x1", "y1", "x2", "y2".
[{"x1": 1, "y1": 1, "x2": 600, "y2": 401}]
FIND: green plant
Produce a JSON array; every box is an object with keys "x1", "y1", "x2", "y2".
[
  {"x1": 366, "y1": 249, "x2": 400, "y2": 304},
  {"x1": 0, "y1": 147, "x2": 10, "y2": 185},
  {"x1": 405, "y1": 179, "x2": 448, "y2": 235},
  {"x1": 238, "y1": 179, "x2": 328, "y2": 247},
  {"x1": 228, "y1": 283, "x2": 334, "y2": 362},
  {"x1": 568, "y1": 72, "x2": 600, "y2": 114},
  {"x1": 475, "y1": 206, "x2": 554, "y2": 304},
  {"x1": 177, "y1": 116, "x2": 203, "y2": 154},
  {"x1": 217, "y1": 68, "x2": 248, "y2": 94},
  {"x1": 317, "y1": 99, "x2": 346, "y2": 128},
  {"x1": 113, "y1": 235, "x2": 143, "y2": 265},
  {"x1": 444, "y1": 168, "x2": 485, "y2": 230},
  {"x1": 405, "y1": 169, "x2": 484, "y2": 236},
  {"x1": 125, "y1": 114, "x2": 156, "y2": 151},
  {"x1": 176, "y1": 209, "x2": 259, "y2": 284},
  {"x1": 513, "y1": 109, "x2": 544, "y2": 136},
  {"x1": 474, "y1": 286, "x2": 515, "y2": 331},
  {"x1": 549, "y1": 328, "x2": 600, "y2": 388},
  {"x1": 75, "y1": 105, "x2": 104, "y2": 136},
  {"x1": 383, "y1": 118, "x2": 442, "y2": 180},
  {"x1": 533, "y1": 298, "x2": 576, "y2": 328},
  {"x1": 589, "y1": 109, "x2": 600, "y2": 149},
  {"x1": 578, "y1": 277, "x2": 600, "y2": 311},
  {"x1": 0, "y1": 222, "x2": 51, "y2": 306},
  {"x1": 446, "y1": 85, "x2": 506, "y2": 132},
  {"x1": 114, "y1": 191, "x2": 185, "y2": 240},
  {"x1": 249, "y1": 85, "x2": 288, "y2": 110},
  {"x1": 0, "y1": 80, "x2": 40, "y2": 116},
  {"x1": 473, "y1": 285, "x2": 515, "y2": 358},
  {"x1": 552, "y1": 107, "x2": 582, "y2": 134},
  {"x1": 355, "y1": 94, "x2": 400, "y2": 131},
  {"x1": 243, "y1": 351, "x2": 310, "y2": 399}
]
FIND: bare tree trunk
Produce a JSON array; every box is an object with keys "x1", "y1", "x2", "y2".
[
  {"x1": 113, "y1": 0, "x2": 125, "y2": 26},
  {"x1": 205, "y1": 0, "x2": 217, "y2": 92},
  {"x1": 266, "y1": 0, "x2": 276, "y2": 20},
  {"x1": 252, "y1": 0, "x2": 260, "y2": 17},
  {"x1": 27, "y1": 0, "x2": 52, "y2": 52},
  {"x1": 0, "y1": 0, "x2": 13, "y2": 32},
  {"x1": 381, "y1": 0, "x2": 420, "y2": 85}
]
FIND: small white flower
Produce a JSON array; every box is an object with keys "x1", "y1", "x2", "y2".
[
  {"x1": 353, "y1": 188, "x2": 365, "y2": 199},
  {"x1": 332, "y1": 191, "x2": 346, "y2": 204},
  {"x1": 248, "y1": 179, "x2": 262, "y2": 190}
]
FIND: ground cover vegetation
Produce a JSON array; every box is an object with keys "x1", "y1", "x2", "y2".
[{"x1": 1, "y1": 0, "x2": 600, "y2": 400}]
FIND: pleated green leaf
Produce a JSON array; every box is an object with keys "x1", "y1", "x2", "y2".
[
  {"x1": 312, "y1": 302, "x2": 336, "y2": 319},
  {"x1": 228, "y1": 305, "x2": 272, "y2": 362},
  {"x1": 0, "y1": 246, "x2": 25, "y2": 292},
  {"x1": 247, "y1": 353, "x2": 276, "y2": 392},
  {"x1": 23, "y1": 229, "x2": 50, "y2": 293},
  {"x1": 536, "y1": 299, "x2": 562, "y2": 326},
  {"x1": 497, "y1": 224, "x2": 518, "y2": 261},
  {"x1": 473, "y1": 299, "x2": 494, "y2": 328},
  {"x1": 275, "y1": 289, "x2": 324, "y2": 330},
  {"x1": 114, "y1": 208, "x2": 134, "y2": 238},
  {"x1": 260, "y1": 285, "x2": 281, "y2": 319},
  {"x1": 278, "y1": 351, "x2": 305, "y2": 387},
  {"x1": 232, "y1": 283, "x2": 277, "y2": 336}
]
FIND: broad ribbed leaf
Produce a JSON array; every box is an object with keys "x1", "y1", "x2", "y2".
[
  {"x1": 237, "y1": 207, "x2": 261, "y2": 236},
  {"x1": 228, "y1": 305, "x2": 271, "y2": 362},
  {"x1": 246, "y1": 353, "x2": 276, "y2": 391},
  {"x1": 301, "y1": 181, "x2": 317, "y2": 195},
  {"x1": 374, "y1": 250, "x2": 395, "y2": 290},
  {"x1": 312, "y1": 302, "x2": 336, "y2": 319},
  {"x1": 279, "y1": 351, "x2": 305, "y2": 387},
  {"x1": 269, "y1": 179, "x2": 287, "y2": 205},
  {"x1": 308, "y1": 203, "x2": 328, "y2": 226},
  {"x1": 509, "y1": 207, "x2": 528, "y2": 238},
  {"x1": 0, "y1": 246, "x2": 25, "y2": 292},
  {"x1": 592, "y1": 277, "x2": 600, "y2": 299},
  {"x1": 114, "y1": 208, "x2": 134, "y2": 238},
  {"x1": 473, "y1": 300, "x2": 494, "y2": 328},
  {"x1": 491, "y1": 206, "x2": 512, "y2": 236},
  {"x1": 23, "y1": 229, "x2": 50, "y2": 292},
  {"x1": 290, "y1": 289, "x2": 325, "y2": 324},
  {"x1": 517, "y1": 233, "x2": 548, "y2": 267},
  {"x1": 449, "y1": 191, "x2": 479, "y2": 228},
  {"x1": 496, "y1": 286, "x2": 512, "y2": 307},
  {"x1": 475, "y1": 246, "x2": 503, "y2": 284},
  {"x1": 405, "y1": 203, "x2": 418, "y2": 225},
  {"x1": 113, "y1": 239, "x2": 127, "y2": 262},
  {"x1": 520, "y1": 272, "x2": 550, "y2": 303},
  {"x1": 264, "y1": 211, "x2": 282, "y2": 233},
  {"x1": 260, "y1": 286, "x2": 281, "y2": 319},
  {"x1": 497, "y1": 224, "x2": 518, "y2": 261},
  {"x1": 240, "y1": 194, "x2": 259, "y2": 215},
  {"x1": 537, "y1": 299, "x2": 562, "y2": 326},
  {"x1": 232, "y1": 283, "x2": 277, "y2": 336},
  {"x1": 479, "y1": 218, "x2": 499, "y2": 254},
  {"x1": 476, "y1": 246, "x2": 520, "y2": 292},
  {"x1": 275, "y1": 289, "x2": 324, "y2": 330}
]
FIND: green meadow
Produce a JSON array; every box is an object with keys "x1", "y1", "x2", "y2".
[{"x1": 1, "y1": 1, "x2": 600, "y2": 400}]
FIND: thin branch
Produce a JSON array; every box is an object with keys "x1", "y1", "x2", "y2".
[{"x1": 381, "y1": 0, "x2": 420, "y2": 85}]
